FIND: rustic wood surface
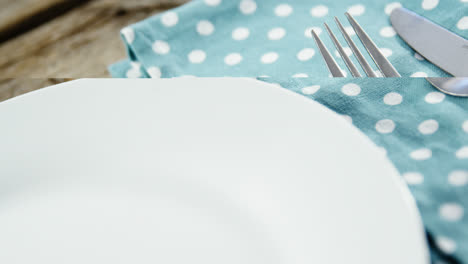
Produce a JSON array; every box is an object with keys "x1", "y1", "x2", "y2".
[
  {"x1": 0, "y1": 0, "x2": 189, "y2": 102},
  {"x1": 0, "y1": 0, "x2": 90, "y2": 42}
]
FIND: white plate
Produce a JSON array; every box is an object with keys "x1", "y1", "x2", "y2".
[{"x1": 0, "y1": 78, "x2": 428, "y2": 264}]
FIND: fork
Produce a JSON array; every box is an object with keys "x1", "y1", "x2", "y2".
[{"x1": 312, "y1": 13, "x2": 401, "y2": 78}]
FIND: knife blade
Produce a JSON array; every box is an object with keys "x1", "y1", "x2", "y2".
[{"x1": 390, "y1": 7, "x2": 468, "y2": 77}]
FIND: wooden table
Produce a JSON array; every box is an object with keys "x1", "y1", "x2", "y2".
[{"x1": 0, "y1": 0, "x2": 188, "y2": 102}]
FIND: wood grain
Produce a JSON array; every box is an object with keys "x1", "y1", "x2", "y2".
[
  {"x1": 0, "y1": 0, "x2": 91, "y2": 42},
  {"x1": 0, "y1": 0, "x2": 188, "y2": 102},
  {"x1": 0, "y1": 0, "x2": 189, "y2": 78}
]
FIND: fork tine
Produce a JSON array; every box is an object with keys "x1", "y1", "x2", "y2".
[
  {"x1": 345, "y1": 12, "x2": 401, "y2": 77},
  {"x1": 311, "y1": 30, "x2": 345, "y2": 77},
  {"x1": 334, "y1": 17, "x2": 377, "y2": 77},
  {"x1": 324, "y1": 23, "x2": 361, "y2": 77}
]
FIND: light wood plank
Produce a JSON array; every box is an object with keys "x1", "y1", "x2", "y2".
[
  {"x1": 0, "y1": 0, "x2": 90, "y2": 42},
  {"x1": 0, "y1": 0, "x2": 189, "y2": 78}
]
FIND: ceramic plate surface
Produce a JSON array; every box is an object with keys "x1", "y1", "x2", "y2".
[{"x1": 0, "y1": 78, "x2": 428, "y2": 263}]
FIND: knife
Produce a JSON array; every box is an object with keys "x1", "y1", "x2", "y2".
[{"x1": 390, "y1": 7, "x2": 468, "y2": 77}]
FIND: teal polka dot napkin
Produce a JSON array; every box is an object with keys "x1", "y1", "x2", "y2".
[
  {"x1": 109, "y1": 0, "x2": 467, "y2": 78},
  {"x1": 108, "y1": 1, "x2": 468, "y2": 263}
]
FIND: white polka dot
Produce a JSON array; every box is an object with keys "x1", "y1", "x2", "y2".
[
  {"x1": 188, "y1": 50, "x2": 206, "y2": 64},
  {"x1": 414, "y1": 53, "x2": 425, "y2": 61},
  {"x1": 383, "y1": 92, "x2": 403, "y2": 105},
  {"x1": 375, "y1": 119, "x2": 396, "y2": 134},
  {"x1": 411, "y1": 71, "x2": 428, "y2": 77},
  {"x1": 126, "y1": 62, "x2": 142, "y2": 78},
  {"x1": 297, "y1": 48, "x2": 316, "y2": 61},
  {"x1": 121, "y1": 27, "x2": 134, "y2": 44},
  {"x1": 418, "y1": 119, "x2": 439, "y2": 135},
  {"x1": 161, "y1": 12, "x2": 179, "y2": 27},
  {"x1": 147, "y1": 66, "x2": 162, "y2": 78},
  {"x1": 268, "y1": 27, "x2": 286, "y2": 40},
  {"x1": 232, "y1": 27, "x2": 250, "y2": 40},
  {"x1": 305, "y1": 27, "x2": 322, "y2": 38},
  {"x1": 239, "y1": 0, "x2": 257, "y2": 14},
  {"x1": 410, "y1": 148, "x2": 432, "y2": 160},
  {"x1": 440, "y1": 203, "x2": 464, "y2": 222},
  {"x1": 275, "y1": 4, "x2": 293, "y2": 17},
  {"x1": 152, "y1": 40, "x2": 170, "y2": 54},
  {"x1": 380, "y1": 26, "x2": 396, "y2": 37},
  {"x1": 456, "y1": 146, "x2": 468, "y2": 159},
  {"x1": 341, "y1": 83, "x2": 361, "y2": 96},
  {"x1": 335, "y1": 47, "x2": 353, "y2": 58},
  {"x1": 310, "y1": 5, "x2": 329, "y2": 17},
  {"x1": 344, "y1": 26, "x2": 356, "y2": 36},
  {"x1": 436, "y1": 237, "x2": 457, "y2": 254},
  {"x1": 462, "y1": 0, "x2": 468, "y2": 2},
  {"x1": 422, "y1": 0, "x2": 439, "y2": 10},
  {"x1": 126, "y1": 68, "x2": 141, "y2": 78},
  {"x1": 301, "y1": 85, "x2": 320, "y2": 95},
  {"x1": 261, "y1": 52, "x2": 279, "y2": 64},
  {"x1": 293, "y1": 73, "x2": 309, "y2": 78},
  {"x1": 380, "y1": 48, "x2": 393, "y2": 58},
  {"x1": 457, "y1": 17, "x2": 468, "y2": 30},
  {"x1": 347, "y1": 4, "x2": 366, "y2": 16},
  {"x1": 197, "y1": 20, "x2": 215, "y2": 36},
  {"x1": 403, "y1": 172, "x2": 424, "y2": 185},
  {"x1": 224, "y1": 53, "x2": 243, "y2": 65},
  {"x1": 204, "y1": 0, "x2": 221, "y2": 6},
  {"x1": 448, "y1": 170, "x2": 468, "y2": 186},
  {"x1": 385, "y1": 2, "x2": 402, "y2": 15},
  {"x1": 342, "y1": 115, "x2": 353, "y2": 124},
  {"x1": 463, "y1": 120, "x2": 468, "y2": 133},
  {"x1": 425, "y1": 92, "x2": 445, "y2": 104}
]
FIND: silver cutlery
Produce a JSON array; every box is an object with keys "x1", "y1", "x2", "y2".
[
  {"x1": 390, "y1": 7, "x2": 468, "y2": 77},
  {"x1": 426, "y1": 78, "x2": 468, "y2": 97},
  {"x1": 312, "y1": 9, "x2": 468, "y2": 97},
  {"x1": 390, "y1": 7, "x2": 468, "y2": 97},
  {"x1": 312, "y1": 12, "x2": 401, "y2": 78}
]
